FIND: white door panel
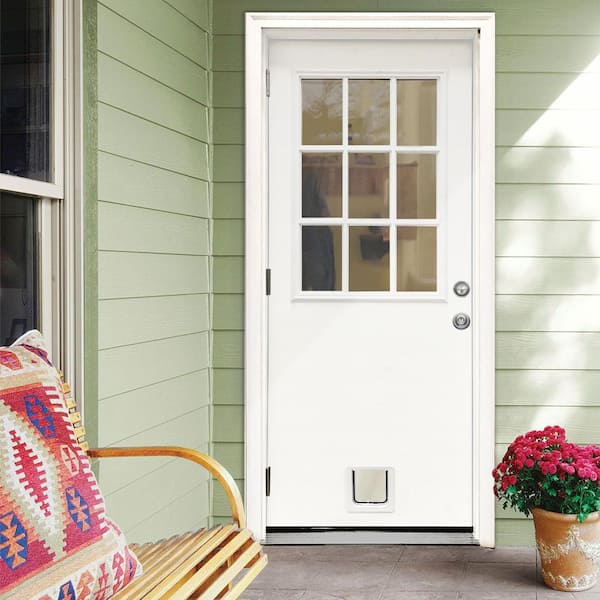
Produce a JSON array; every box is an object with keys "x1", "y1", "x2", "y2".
[{"x1": 267, "y1": 38, "x2": 473, "y2": 528}]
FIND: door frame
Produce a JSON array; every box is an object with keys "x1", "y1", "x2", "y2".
[{"x1": 244, "y1": 12, "x2": 496, "y2": 547}]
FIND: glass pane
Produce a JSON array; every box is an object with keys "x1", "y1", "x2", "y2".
[
  {"x1": 302, "y1": 154, "x2": 342, "y2": 217},
  {"x1": 397, "y1": 80, "x2": 436, "y2": 146},
  {"x1": 1, "y1": 0, "x2": 51, "y2": 181},
  {"x1": 302, "y1": 225, "x2": 341, "y2": 291},
  {"x1": 349, "y1": 226, "x2": 389, "y2": 292},
  {"x1": 397, "y1": 154, "x2": 436, "y2": 219},
  {"x1": 348, "y1": 79, "x2": 389, "y2": 145},
  {"x1": 1, "y1": 193, "x2": 38, "y2": 344},
  {"x1": 349, "y1": 153, "x2": 389, "y2": 219},
  {"x1": 397, "y1": 227, "x2": 437, "y2": 292},
  {"x1": 302, "y1": 79, "x2": 342, "y2": 145}
]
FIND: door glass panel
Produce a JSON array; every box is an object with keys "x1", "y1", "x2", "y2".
[
  {"x1": 397, "y1": 227, "x2": 437, "y2": 292},
  {"x1": 397, "y1": 154, "x2": 436, "y2": 219},
  {"x1": 397, "y1": 80, "x2": 436, "y2": 146},
  {"x1": 349, "y1": 153, "x2": 389, "y2": 218},
  {"x1": 349, "y1": 226, "x2": 389, "y2": 291},
  {"x1": 302, "y1": 225, "x2": 342, "y2": 291},
  {"x1": 0, "y1": 193, "x2": 38, "y2": 344},
  {"x1": 1, "y1": 0, "x2": 51, "y2": 181},
  {"x1": 302, "y1": 79, "x2": 343, "y2": 145},
  {"x1": 348, "y1": 79, "x2": 389, "y2": 145},
  {"x1": 302, "y1": 153, "x2": 342, "y2": 217}
]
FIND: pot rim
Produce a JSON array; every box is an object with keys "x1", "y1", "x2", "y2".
[{"x1": 532, "y1": 507, "x2": 600, "y2": 523}]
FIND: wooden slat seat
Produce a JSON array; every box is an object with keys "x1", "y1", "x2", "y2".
[{"x1": 63, "y1": 381, "x2": 267, "y2": 598}]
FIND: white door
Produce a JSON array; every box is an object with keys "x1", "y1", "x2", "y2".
[{"x1": 267, "y1": 37, "x2": 473, "y2": 531}]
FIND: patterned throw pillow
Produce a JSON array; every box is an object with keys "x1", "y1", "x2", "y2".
[{"x1": 0, "y1": 331, "x2": 142, "y2": 599}]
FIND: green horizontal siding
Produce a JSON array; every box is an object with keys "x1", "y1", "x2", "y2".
[
  {"x1": 98, "y1": 54, "x2": 209, "y2": 142},
  {"x1": 98, "y1": 152, "x2": 209, "y2": 217},
  {"x1": 210, "y1": 0, "x2": 600, "y2": 540},
  {"x1": 97, "y1": 3, "x2": 208, "y2": 103},
  {"x1": 96, "y1": 0, "x2": 212, "y2": 542}
]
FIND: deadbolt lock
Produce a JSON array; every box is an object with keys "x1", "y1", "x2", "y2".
[
  {"x1": 453, "y1": 313, "x2": 471, "y2": 330},
  {"x1": 453, "y1": 281, "x2": 470, "y2": 297}
]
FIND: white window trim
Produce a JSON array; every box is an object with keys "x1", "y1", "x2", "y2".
[
  {"x1": 245, "y1": 12, "x2": 495, "y2": 547},
  {"x1": 2, "y1": 1, "x2": 84, "y2": 407}
]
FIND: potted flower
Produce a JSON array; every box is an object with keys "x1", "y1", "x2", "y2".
[{"x1": 494, "y1": 425, "x2": 600, "y2": 592}]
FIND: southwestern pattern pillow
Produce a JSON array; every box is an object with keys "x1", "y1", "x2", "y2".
[{"x1": 0, "y1": 331, "x2": 142, "y2": 599}]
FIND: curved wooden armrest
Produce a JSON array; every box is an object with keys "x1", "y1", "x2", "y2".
[{"x1": 87, "y1": 446, "x2": 246, "y2": 528}]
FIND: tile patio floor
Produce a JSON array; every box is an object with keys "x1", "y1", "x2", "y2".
[{"x1": 245, "y1": 545, "x2": 600, "y2": 599}]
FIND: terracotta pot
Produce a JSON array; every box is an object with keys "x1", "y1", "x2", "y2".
[{"x1": 532, "y1": 507, "x2": 600, "y2": 592}]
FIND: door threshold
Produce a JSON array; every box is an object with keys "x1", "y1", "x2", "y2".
[{"x1": 265, "y1": 527, "x2": 476, "y2": 545}]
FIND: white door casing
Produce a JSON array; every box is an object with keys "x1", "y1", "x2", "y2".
[{"x1": 245, "y1": 13, "x2": 495, "y2": 546}]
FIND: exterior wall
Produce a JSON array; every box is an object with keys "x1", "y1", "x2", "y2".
[
  {"x1": 211, "y1": 0, "x2": 600, "y2": 543},
  {"x1": 94, "y1": 0, "x2": 212, "y2": 542}
]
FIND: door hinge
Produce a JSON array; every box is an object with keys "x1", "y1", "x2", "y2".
[
  {"x1": 266, "y1": 69, "x2": 270, "y2": 97},
  {"x1": 266, "y1": 466, "x2": 271, "y2": 496},
  {"x1": 266, "y1": 268, "x2": 271, "y2": 295}
]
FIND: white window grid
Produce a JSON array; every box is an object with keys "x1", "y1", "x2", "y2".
[{"x1": 295, "y1": 73, "x2": 445, "y2": 299}]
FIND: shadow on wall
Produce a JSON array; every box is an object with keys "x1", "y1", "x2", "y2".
[{"x1": 495, "y1": 48, "x2": 600, "y2": 454}]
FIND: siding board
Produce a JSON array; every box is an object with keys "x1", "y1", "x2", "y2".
[
  {"x1": 98, "y1": 333, "x2": 209, "y2": 399},
  {"x1": 99, "y1": 371, "x2": 210, "y2": 445},
  {"x1": 214, "y1": 108, "x2": 244, "y2": 144},
  {"x1": 213, "y1": 220, "x2": 244, "y2": 256},
  {"x1": 213, "y1": 295, "x2": 244, "y2": 331},
  {"x1": 98, "y1": 202, "x2": 209, "y2": 255},
  {"x1": 497, "y1": 406, "x2": 600, "y2": 445},
  {"x1": 498, "y1": 148, "x2": 600, "y2": 184},
  {"x1": 497, "y1": 370, "x2": 600, "y2": 407},
  {"x1": 213, "y1": 72, "x2": 244, "y2": 108},
  {"x1": 98, "y1": 152, "x2": 209, "y2": 217},
  {"x1": 98, "y1": 103, "x2": 209, "y2": 179},
  {"x1": 98, "y1": 5, "x2": 208, "y2": 103},
  {"x1": 213, "y1": 145, "x2": 244, "y2": 182},
  {"x1": 213, "y1": 369, "x2": 244, "y2": 405},
  {"x1": 497, "y1": 258, "x2": 600, "y2": 295},
  {"x1": 213, "y1": 183, "x2": 244, "y2": 219},
  {"x1": 213, "y1": 331, "x2": 244, "y2": 369},
  {"x1": 164, "y1": 0, "x2": 209, "y2": 30},
  {"x1": 98, "y1": 253, "x2": 209, "y2": 299},
  {"x1": 496, "y1": 36, "x2": 600, "y2": 74},
  {"x1": 99, "y1": 0, "x2": 209, "y2": 68},
  {"x1": 497, "y1": 221, "x2": 600, "y2": 258},
  {"x1": 497, "y1": 332, "x2": 600, "y2": 370},
  {"x1": 496, "y1": 184, "x2": 600, "y2": 221},
  {"x1": 98, "y1": 53, "x2": 208, "y2": 141},
  {"x1": 99, "y1": 295, "x2": 209, "y2": 349},
  {"x1": 213, "y1": 257, "x2": 244, "y2": 293},
  {"x1": 496, "y1": 109, "x2": 600, "y2": 148}
]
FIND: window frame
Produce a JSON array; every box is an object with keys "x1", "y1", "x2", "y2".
[
  {"x1": 0, "y1": 0, "x2": 83, "y2": 404},
  {"x1": 295, "y1": 72, "x2": 445, "y2": 299}
]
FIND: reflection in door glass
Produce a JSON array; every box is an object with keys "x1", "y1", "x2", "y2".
[
  {"x1": 397, "y1": 79, "x2": 437, "y2": 146},
  {"x1": 349, "y1": 226, "x2": 390, "y2": 291},
  {"x1": 0, "y1": 194, "x2": 38, "y2": 344},
  {"x1": 302, "y1": 154, "x2": 342, "y2": 218},
  {"x1": 397, "y1": 154, "x2": 436, "y2": 219},
  {"x1": 348, "y1": 79, "x2": 390, "y2": 145},
  {"x1": 302, "y1": 225, "x2": 342, "y2": 291},
  {"x1": 397, "y1": 227, "x2": 437, "y2": 292},
  {"x1": 349, "y1": 153, "x2": 389, "y2": 219},
  {"x1": 302, "y1": 79, "x2": 343, "y2": 145}
]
